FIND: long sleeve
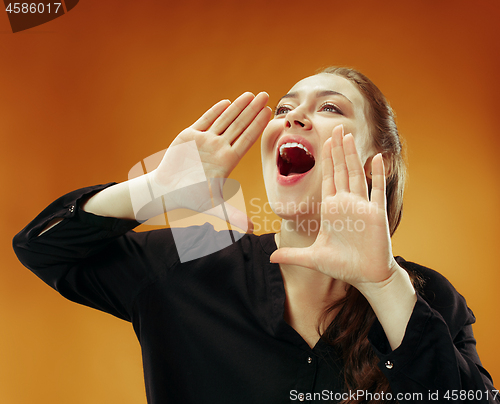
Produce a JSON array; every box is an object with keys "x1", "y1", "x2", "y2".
[
  {"x1": 12, "y1": 184, "x2": 173, "y2": 321},
  {"x1": 368, "y1": 258, "x2": 498, "y2": 403}
]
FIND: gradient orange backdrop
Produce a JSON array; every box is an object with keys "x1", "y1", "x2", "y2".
[{"x1": 1, "y1": 1, "x2": 499, "y2": 403}]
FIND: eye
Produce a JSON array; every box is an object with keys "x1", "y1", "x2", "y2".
[
  {"x1": 275, "y1": 104, "x2": 292, "y2": 116},
  {"x1": 320, "y1": 102, "x2": 343, "y2": 115}
]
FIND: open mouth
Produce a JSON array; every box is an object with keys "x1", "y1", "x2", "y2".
[{"x1": 277, "y1": 142, "x2": 315, "y2": 176}]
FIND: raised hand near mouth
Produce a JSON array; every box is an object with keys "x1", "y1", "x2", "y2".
[
  {"x1": 82, "y1": 92, "x2": 272, "y2": 233},
  {"x1": 164, "y1": 92, "x2": 272, "y2": 186},
  {"x1": 270, "y1": 124, "x2": 417, "y2": 350},
  {"x1": 149, "y1": 92, "x2": 272, "y2": 231}
]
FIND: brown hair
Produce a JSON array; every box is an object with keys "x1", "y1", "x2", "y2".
[{"x1": 319, "y1": 67, "x2": 418, "y2": 403}]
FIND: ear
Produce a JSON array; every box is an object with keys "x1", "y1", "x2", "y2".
[{"x1": 363, "y1": 153, "x2": 392, "y2": 179}]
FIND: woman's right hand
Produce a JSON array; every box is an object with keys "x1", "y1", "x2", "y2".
[
  {"x1": 82, "y1": 92, "x2": 271, "y2": 229},
  {"x1": 148, "y1": 92, "x2": 272, "y2": 231}
]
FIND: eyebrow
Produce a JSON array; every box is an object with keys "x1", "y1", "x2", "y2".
[{"x1": 279, "y1": 90, "x2": 353, "y2": 104}]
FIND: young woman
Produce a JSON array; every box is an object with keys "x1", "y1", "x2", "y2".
[{"x1": 13, "y1": 67, "x2": 497, "y2": 403}]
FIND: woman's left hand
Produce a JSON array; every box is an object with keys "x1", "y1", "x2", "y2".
[
  {"x1": 271, "y1": 124, "x2": 417, "y2": 349},
  {"x1": 270, "y1": 124, "x2": 398, "y2": 294}
]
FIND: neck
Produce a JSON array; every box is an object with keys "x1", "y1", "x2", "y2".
[
  {"x1": 276, "y1": 218, "x2": 347, "y2": 346},
  {"x1": 276, "y1": 218, "x2": 347, "y2": 310},
  {"x1": 277, "y1": 217, "x2": 318, "y2": 248}
]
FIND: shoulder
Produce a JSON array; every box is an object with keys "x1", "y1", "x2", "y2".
[{"x1": 395, "y1": 256, "x2": 476, "y2": 334}]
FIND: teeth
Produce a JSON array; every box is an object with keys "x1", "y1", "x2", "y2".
[{"x1": 279, "y1": 142, "x2": 312, "y2": 157}]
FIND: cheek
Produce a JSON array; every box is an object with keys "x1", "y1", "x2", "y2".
[
  {"x1": 347, "y1": 122, "x2": 374, "y2": 165},
  {"x1": 260, "y1": 121, "x2": 280, "y2": 160},
  {"x1": 355, "y1": 136, "x2": 377, "y2": 166}
]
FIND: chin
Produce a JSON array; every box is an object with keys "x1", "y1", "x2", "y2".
[{"x1": 265, "y1": 189, "x2": 322, "y2": 219}]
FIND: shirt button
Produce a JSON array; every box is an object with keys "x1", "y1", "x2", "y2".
[
  {"x1": 385, "y1": 360, "x2": 394, "y2": 369},
  {"x1": 68, "y1": 205, "x2": 75, "y2": 213},
  {"x1": 307, "y1": 356, "x2": 312, "y2": 364}
]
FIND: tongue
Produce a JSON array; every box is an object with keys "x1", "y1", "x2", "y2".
[{"x1": 279, "y1": 147, "x2": 315, "y2": 176}]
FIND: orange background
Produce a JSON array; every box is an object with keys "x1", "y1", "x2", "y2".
[{"x1": 1, "y1": 1, "x2": 499, "y2": 403}]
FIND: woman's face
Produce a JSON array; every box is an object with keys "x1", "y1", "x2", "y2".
[{"x1": 261, "y1": 73, "x2": 377, "y2": 219}]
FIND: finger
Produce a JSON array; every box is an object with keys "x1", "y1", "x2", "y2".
[
  {"x1": 270, "y1": 247, "x2": 314, "y2": 269},
  {"x1": 231, "y1": 106, "x2": 273, "y2": 159},
  {"x1": 210, "y1": 92, "x2": 255, "y2": 134},
  {"x1": 191, "y1": 99, "x2": 231, "y2": 131},
  {"x1": 321, "y1": 137, "x2": 336, "y2": 198},
  {"x1": 223, "y1": 92, "x2": 270, "y2": 144},
  {"x1": 343, "y1": 134, "x2": 369, "y2": 199},
  {"x1": 331, "y1": 125, "x2": 349, "y2": 192},
  {"x1": 370, "y1": 153, "x2": 386, "y2": 209}
]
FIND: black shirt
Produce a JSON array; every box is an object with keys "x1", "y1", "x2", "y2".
[{"x1": 13, "y1": 184, "x2": 497, "y2": 403}]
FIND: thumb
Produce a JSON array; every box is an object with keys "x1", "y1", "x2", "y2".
[{"x1": 270, "y1": 247, "x2": 314, "y2": 269}]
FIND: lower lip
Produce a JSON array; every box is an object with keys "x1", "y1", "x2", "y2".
[{"x1": 276, "y1": 169, "x2": 311, "y2": 186}]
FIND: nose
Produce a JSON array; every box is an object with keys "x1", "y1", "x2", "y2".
[{"x1": 285, "y1": 107, "x2": 312, "y2": 130}]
